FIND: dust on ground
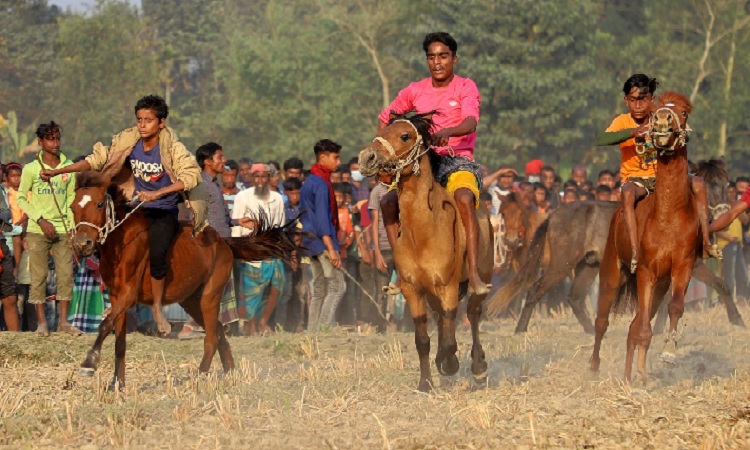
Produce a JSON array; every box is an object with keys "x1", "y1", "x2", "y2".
[{"x1": 2, "y1": 303, "x2": 750, "y2": 449}]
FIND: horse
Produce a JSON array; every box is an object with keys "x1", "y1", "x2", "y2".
[
  {"x1": 590, "y1": 91, "x2": 700, "y2": 380},
  {"x1": 497, "y1": 192, "x2": 548, "y2": 273},
  {"x1": 71, "y1": 171, "x2": 296, "y2": 389},
  {"x1": 358, "y1": 112, "x2": 494, "y2": 391}
]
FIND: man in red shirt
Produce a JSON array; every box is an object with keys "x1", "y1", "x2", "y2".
[{"x1": 377, "y1": 32, "x2": 487, "y2": 295}]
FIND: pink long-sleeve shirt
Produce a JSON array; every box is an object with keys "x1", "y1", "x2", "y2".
[{"x1": 378, "y1": 75, "x2": 481, "y2": 159}]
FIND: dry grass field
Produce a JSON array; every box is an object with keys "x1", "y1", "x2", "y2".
[{"x1": 2, "y1": 303, "x2": 750, "y2": 449}]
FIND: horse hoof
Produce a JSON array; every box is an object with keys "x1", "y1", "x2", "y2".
[
  {"x1": 437, "y1": 355, "x2": 459, "y2": 376},
  {"x1": 78, "y1": 367, "x2": 96, "y2": 377},
  {"x1": 471, "y1": 372, "x2": 488, "y2": 390},
  {"x1": 417, "y1": 379, "x2": 433, "y2": 392},
  {"x1": 589, "y1": 357, "x2": 600, "y2": 372}
]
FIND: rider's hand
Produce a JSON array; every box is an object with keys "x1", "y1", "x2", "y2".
[
  {"x1": 238, "y1": 217, "x2": 257, "y2": 231},
  {"x1": 327, "y1": 249, "x2": 342, "y2": 269},
  {"x1": 631, "y1": 125, "x2": 650, "y2": 139},
  {"x1": 37, "y1": 219, "x2": 57, "y2": 239},
  {"x1": 39, "y1": 169, "x2": 56, "y2": 182},
  {"x1": 136, "y1": 191, "x2": 162, "y2": 203},
  {"x1": 432, "y1": 129, "x2": 451, "y2": 147}
]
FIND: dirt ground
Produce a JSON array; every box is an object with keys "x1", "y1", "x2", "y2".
[{"x1": 2, "y1": 303, "x2": 750, "y2": 449}]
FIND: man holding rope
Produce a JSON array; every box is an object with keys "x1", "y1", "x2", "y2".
[{"x1": 17, "y1": 121, "x2": 78, "y2": 336}]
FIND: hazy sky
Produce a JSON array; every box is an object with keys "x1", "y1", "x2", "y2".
[{"x1": 49, "y1": 0, "x2": 141, "y2": 12}]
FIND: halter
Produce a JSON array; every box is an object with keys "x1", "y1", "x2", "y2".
[
  {"x1": 74, "y1": 193, "x2": 144, "y2": 244},
  {"x1": 649, "y1": 104, "x2": 692, "y2": 154},
  {"x1": 372, "y1": 119, "x2": 429, "y2": 187}
]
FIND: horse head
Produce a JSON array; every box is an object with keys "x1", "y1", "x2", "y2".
[
  {"x1": 358, "y1": 111, "x2": 435, "y2": 180},
  {"x1": 693, "y1": 158, "x2": 731, "y2": 220},
  {"x1": 72, "y1": 171, "x2": 113, "y2": 257},
  {"x1": 499, "y1": 192, "x2": 526, "y2": 250},
  {"x1": 650, "y1": 91, "x2": 692, "y2": 153}
]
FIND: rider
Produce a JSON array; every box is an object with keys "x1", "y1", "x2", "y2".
[
  {"x1": 41, "y1": 95, "x2": 205, "y2": 336},
  {"x1": 377, "y1": 32, "x2": 487, "y2": 294},
  {"x1": 596, "y1": 74, "x2": 718, "y2": 272}
]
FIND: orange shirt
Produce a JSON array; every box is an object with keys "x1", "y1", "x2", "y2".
[
  {"x1": 7, "y1": 188, "x2": 23, "y2": 224},
  {"x1": 606, "y1": 113, "x2": 657, "y2": 181}
]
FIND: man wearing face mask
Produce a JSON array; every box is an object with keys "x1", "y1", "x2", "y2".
[
  {"x1": 348, "y1": 157, "x2": 369, "y2": 203},
  {"x1": 525, "y1": 159, "x2": 544, "y2": 184}
]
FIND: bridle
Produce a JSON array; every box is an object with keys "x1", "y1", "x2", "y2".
[
  {"x1": 372, "y1": 119, "x2": 429, "y2": 186},
  {"x1": 649, "y1": 103, "x2": 691, "y2": 154},
  {"x1": 74, "y1": 192, "x2": 144, "y2": 244}
]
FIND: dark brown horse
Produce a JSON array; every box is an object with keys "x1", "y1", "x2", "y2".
[
  {"x1": 72, "y1": 172, "x2": 295, "y2": 389},
  {"x1": 497, "y1": 192, "x2": 547, "y2": 273},
  {"x1": 591, "y1": 92, "x2": 700, "y2": 380},
  {"x1": 358, "y1": 112, "x2": 494, "y2": 391}
]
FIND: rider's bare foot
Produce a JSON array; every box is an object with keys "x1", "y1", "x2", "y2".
[
  {"x1": 630, "y1": 247, "x2": 638, "y2": 274},
  {"x1": 703, "y1": 242, "x2": 722, "y2": 260},
  {"x1": 152, "y1": 309, "x2": 171, "y2": 336},
  {"x1": 468, "y1": 275, "x2": 490, "y2": 295}
]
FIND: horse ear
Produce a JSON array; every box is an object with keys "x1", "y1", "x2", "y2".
[
  {"x1": 688, "y1": 160, "x2": 698, "y2": 174},
  {"x1": 388, "y1": 112, "x2": 398, "y2": 123}
]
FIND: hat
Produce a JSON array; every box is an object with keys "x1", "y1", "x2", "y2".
[
  {"x1": 250, "y1": 163, "x2": 270, "y2": 174},
  {"x1": 525, "y1": 159, "x2": 544, "y2": 175}
]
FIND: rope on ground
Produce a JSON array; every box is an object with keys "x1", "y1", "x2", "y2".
[{"x1": 336, "y1": 264, "x2": 388, "y2": 322}]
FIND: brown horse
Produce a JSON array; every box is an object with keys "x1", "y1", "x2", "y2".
[
  {"x1": 498, "y1": 192, "x2": 548, "y2": 272},
  {"x1": 358, "y1": 112, "x2": 494, "y2": 391},
  {"x1": 71, "y1": 172, "x2": 295, "y2": 389},
  {"x1": 590, "y1": 92, "x2": 700, "y2": 380}
]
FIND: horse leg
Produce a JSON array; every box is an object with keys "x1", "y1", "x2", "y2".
[
  {"x1": 634, "y1": 271, "x2": 656, "y2": 380},
  {"x1": 653, "y1": 292, "x2": 671, "y2": 336},
  {"x1": 467, "y1": 291, "x2": 489, "y2": 384},
  {"x1": 692, "y1": 260, "x2": 745, "y2": 327},
  {"x1": 109, "y1": 306, "x2": 128, "y2": 391},
  {"x1": 567, "y1": 263, "x2": 599, "y2": 335},
  {"x1": 402, "y1": 283, "x2": 431, "y2": 391},
  {"x1": 661, "y1": 269, "x2": 691, "y2": 363},
  {"x1": 590, "y1": 237, "x2": 624, "y2": 372},
  {"x1": 434, "y1": 284, "x2": 460, "y2": 377},
  {"x1": 515, "y1": 270, "x2": 568, "y2": 334},
  {"x1": 80, "y1": 294, "x2": 133, "y2": 376}
]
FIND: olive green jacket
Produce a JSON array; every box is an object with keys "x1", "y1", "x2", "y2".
[{"x1": 87, "y1": 126, "x2": 208, "y2": 235}]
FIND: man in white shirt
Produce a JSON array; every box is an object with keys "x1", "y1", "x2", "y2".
[{"x1": 231, "y1": 163, "x2": 286, "y2": 335}]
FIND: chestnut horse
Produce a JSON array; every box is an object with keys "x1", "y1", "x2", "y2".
[
  {"x1": 590, "y1": 92, "x2": 699, "y2": 380},
  {"x1": 498, "y1": 192, "x2": 548, "y2": 273},
  {"x1": 358, "y1": 112, "x2": 494, "y2": 391},
  {"x1": 72, "y1": 172, "x2": 295, "y2": 389}
]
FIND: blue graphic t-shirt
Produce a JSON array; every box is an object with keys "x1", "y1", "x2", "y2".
[{"x1": 129, "y1": 139, "x2": 179, "y2": 213}]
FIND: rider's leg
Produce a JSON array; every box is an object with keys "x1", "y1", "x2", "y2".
[
  {"x1": 147, "y1": 210, "x2": 179, "y2": 336},
  {"x1": 454, "y1": 187, "x2": 488, "y2": 295},
  {"x1": 621, "y1": 182, "x2": 648, "y2": 273},
  {"x1": 691, "y1": 175, "x2": 720, "y2": 259},
  {"x1": 380, "y1": 190, "x2": 401, "y2": 293}
]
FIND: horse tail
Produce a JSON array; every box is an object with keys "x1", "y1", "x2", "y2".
[
  {"x1": 486, "y1": 218, "x2": 550, "y2": 315},
  {"x1": 612, "y1": 270, "x2": 638, "y2": 316},
  {"x1": 224, "y1": 210, "x2": 299, "y2": 262}
]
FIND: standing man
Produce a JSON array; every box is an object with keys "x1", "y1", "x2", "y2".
[
  {"x1": 377, "y1": 32, "x2": 487, "y2": 294},
  {"x1": 17, "y1": 121, "x2": 78, "y2": 336},
  {"x1": 300, "y1": 139, "x2": 345, "y2": 331},
  {"x1": 232, "y1": 163, "x2": 286, "y2": 335}
]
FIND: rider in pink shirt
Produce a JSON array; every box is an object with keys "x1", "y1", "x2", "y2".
[{"x1": 377, "y1": 32, "x2": 487, "y2": 295}]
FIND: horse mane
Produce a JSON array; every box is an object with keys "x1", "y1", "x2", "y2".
[
  {"x1": 658, "y1": 91, "x2": 692, "y2": 115},
  {"x1": 388, "y1": 110, "x2": 436, "y2": 148},
  {"x1": 76, "y1": 170, "x2": 128, "y2": 204},
  {"x1": 692, "y1": 159, "x2": 728, "y2": 186}
]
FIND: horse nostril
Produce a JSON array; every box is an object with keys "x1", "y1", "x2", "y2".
[{"x1": 367, "y1": 153, "x2": 376, "y2": 162}]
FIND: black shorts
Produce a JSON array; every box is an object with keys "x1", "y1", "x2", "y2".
[{"x1": 0, "y1": 239, "x2": 16, "y2": 298}]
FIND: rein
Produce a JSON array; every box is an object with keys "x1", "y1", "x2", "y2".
[
  {"x1": 372, "y1": 119, "x2": 429, "y2": 187},
  {"x1": 649, "y1": 104, "x2": 692, "y2": 154},
  {"x1": 75, "y1": 193, "x2": 144, "y2": 244}
]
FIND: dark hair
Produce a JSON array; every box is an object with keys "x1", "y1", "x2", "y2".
[
  {"x1": 541, "y1": 165, "x2": 556, "y2": 175},
  {"x1": 36, "y1": 121, "x2": 62, "y2": 139},
  {"x1": 283, "y1": 157, "x2": 304, "y2": 171},
  {"x1": 736, "y1": 176, "x2": 750, "y2": 184},
  {"x1": 532, "y1": 182, "x2": 548, "y2": 200},
  {"x1": 598, "y1": 169, "x2": 615, "y2": 179},
  {"x1": 332, "y1": 182, "x2": 345, "y2": 194},
  {"x1": 134, "y1": 94, "x2": 169, "y2": 120},
  {"x1": 268, "y1": 160, "x2": 280, "y2": 171},
  {"x1": 283, "y1": 177, "x2": 302, "y2": 192},
  {"x1": 340, "y1": 182, "x2": 353, "y2": 196},
  {"x1": 563, "y1": 180, "x2": 578, "y2": 191},
  {"x1": 596, "y1": 185, "x2": 612, "y2": 195},
  {"x1": 479, "y1": 191, "x2": 492, "y2": 202},
  {"x1": 314, "y1": 139, "x2": 341, "y2": 157},
  {"x1": 195, "y1": 142, "x2": 222, "y2": 168},
  {"x1": 4, "y1": 162, "x2": 22, "y2": 174},
  {"x1": 238, "y1": 157, "x2": 253, "y2": 166},
  {"x1": 334, "y1": 166, "x2": 348, "y2": 174},
  {"x1": 623, "y1": 74, "x2": 659, "y2": 96},
  {"x1": 225, "y1": 159, "x2": 239, "y2": 173},
  {"x1": 348, "y1": 156, "x2": 359, "y2": 169},
  {"x1": 423, "y1": 32, "x2": 458, "y2": 55}
]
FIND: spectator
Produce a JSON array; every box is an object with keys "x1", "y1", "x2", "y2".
[
  {"x1": 598, "y1": 169, "x2": 616, "y2": 189},
  {"x1": 277, "y1": 176, "x2": 306, "y2": 331},
  {"x1": 595, "y1": 185, "x2": 613, "y2": 201},
  {"x1": 233, "y1": 163, "x2": 286, "y2": 335},
  {"x1": 541, "y1": 165, "x2": 559, "y2": 210},
  {"x1": 525, "y1": 159, "x2": 544, "y2": 183},
  {"x1": 348, "y1": 157, "x2": 369, "y2": 203},
  {"x1": 570, "y1": 165, "x2": 588, "y2": 186},
  {"x1": 369, "y1": 172, "x2": 397, "y2": 330},
  {"x1": 334, "y1": 183, "x2": 356, "y2": 325},
  {"x1": 300, "y1": 139, "x2": 345, "y2": 331},
  {"x1": 487, "y1": 165, "x2": 516, "y2": 216},
  {"x1": 237, "y1": 157, "x2": 253, "y2": 190},
  {"x1": 222, "y1": 160, "x2": 241, "y2": 216},
  {"x1": 0, "y1": 174, "x2": 19, "y2": 331},
  {"x1": 17, "y1": 121, "x2": 77, "y2": 336},
  {"x1": 283, "y1": 177, "x2": 302, "y2": 221},
  {"x1": 283, "y1": 157, "x2": 304, "y2": 181},
  {"x1": 330, "y1": 167, "x2": 344, "y2": 183},
  {"x1": 268, "y1": 160, "x2": 282, "y2": 196},
  {"x1": 562, "y1": 189, "x2": 578, "y2": 204},
  {"x1": 532, "y1": 183, "x2": 550, "y2": 213},
  {"x1": 5, "y1": 162, "x2": 25, "y2": 273}
]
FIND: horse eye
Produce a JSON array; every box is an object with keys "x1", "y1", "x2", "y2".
[
  {"x1": 400, "y1": 133, "x2": 410, "y2": 142},
  {"x1": 682, "y1": 111, "x2": 687, "y2": 117},
  {"x1": 97, "y1": 201, "x2": 104, "y2": 208}
]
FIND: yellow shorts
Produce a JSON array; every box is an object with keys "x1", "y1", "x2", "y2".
[{"x1": 446, "y1": 170, "x2": 480, "y2": 208}]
